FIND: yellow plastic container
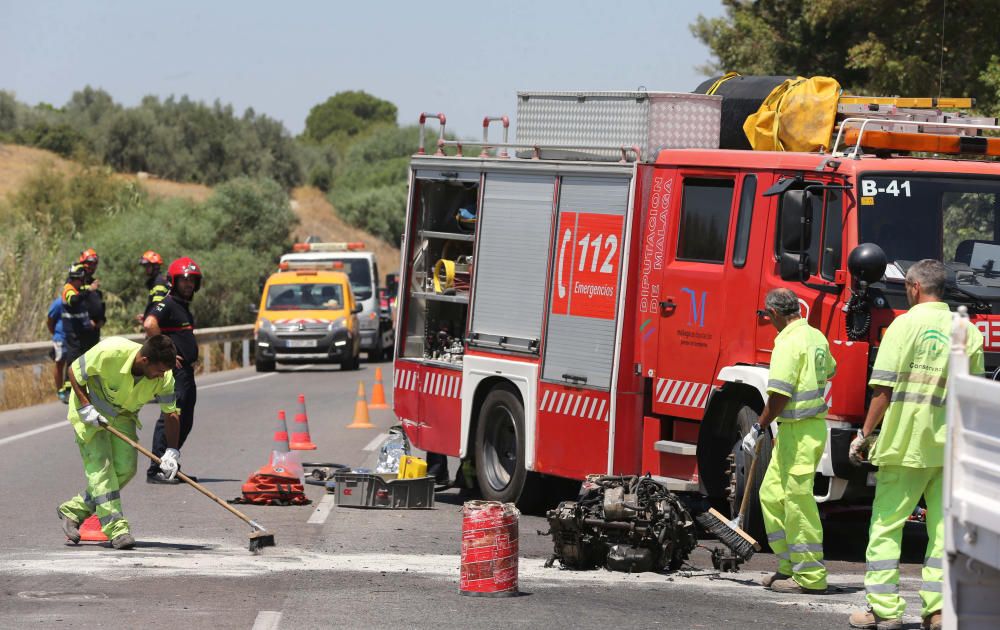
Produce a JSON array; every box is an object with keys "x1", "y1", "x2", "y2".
[{"x1": 398, "y1": 456, "x2": 428, "y2": 479}]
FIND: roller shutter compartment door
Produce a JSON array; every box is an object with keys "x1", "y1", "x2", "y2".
[
  {"x1": 542, "y1": 176, "x2": 630, "y2": 389},
  {"x1": 470, "y1": 173, "x2": 556, "y2": 351}
]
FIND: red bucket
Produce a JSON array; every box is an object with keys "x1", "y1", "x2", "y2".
[{"x1": 460, "y1": 500, "x2": 519, "y2": 597}]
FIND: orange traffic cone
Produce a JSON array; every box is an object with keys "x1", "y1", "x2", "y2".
[
  {"x1": 369, "y1": 367, "x2": 389, "y2": 409},
  {"x1": 79, "y1": 514, "x2": 108, "y2": 542},
  {"x1": 273, "y1": 410, "x2": 290, "y2": 453},
  {"x1": 347, "y1": 382, "x2": 375, "y2": 429},
  {"x1": 289, "y1": 394, "x2": 317, "y2": 450},
  {"x1": 269, "y1": 410, "x2": 290, "y2": 464}
]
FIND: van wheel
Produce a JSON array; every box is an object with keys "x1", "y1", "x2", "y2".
[
  {"x1": 341, "y1": 348, "x2": 360, "y2": 371},
  {"x1": 728, "y1": 405, "x2": 772, "y2": 547},
  {"x1": 474, "y1": 385, "x2": 543, "y2": 511},
  {"x1": 255, "y1": 356, "x2": 275, "y2": 372}
]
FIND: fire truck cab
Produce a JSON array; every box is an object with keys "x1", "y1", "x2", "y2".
[{"x1": 392, "y1": 91, "x2": 1000, "y2": 535}]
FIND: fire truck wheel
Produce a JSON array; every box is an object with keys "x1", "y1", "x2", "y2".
[
  {"x1": 729, "y1": 405, "x2": 772, "y2": 547},
  {"x1": 474, "y1": 386, "x2": 539, "y2": 508}
]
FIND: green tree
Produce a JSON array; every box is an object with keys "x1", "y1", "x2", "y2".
[
  {"x1": 691, "y1": 0, "x2": 1000, "y2": 115},
  {"x1": 302, "y1": 91, "x2": 397, "y2": 144}
]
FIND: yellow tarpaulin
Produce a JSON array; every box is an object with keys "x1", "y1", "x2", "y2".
[{"x1": 743, "y1": 76, "x2": 841, "y2": 152}]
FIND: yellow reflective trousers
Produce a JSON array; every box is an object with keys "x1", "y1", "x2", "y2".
[
  {"x1": 759, "y1": 418, "x2": 828, "y2": 590},
  {"x1": 865, "y1": 465, "x2": 943, "y2": 618}
]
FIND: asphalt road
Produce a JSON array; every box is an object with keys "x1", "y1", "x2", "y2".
[{"x1": 0, "y1": 360, "x2": 932, "y2": 629}]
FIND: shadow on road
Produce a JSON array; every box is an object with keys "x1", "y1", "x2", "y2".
[
  {"x1": 822, "y1": 518, "x2": 928, "y2": 564},
  {"x1": 133, "y1": 540, "x2": 217, "y2": 551},
  {"x1": 185, "y1": 478, "x2": 241, "y2": 484}
]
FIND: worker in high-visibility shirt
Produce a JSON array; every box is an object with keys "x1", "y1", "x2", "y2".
[
  {"x1": 743, "y1": 287, "x2": 835, "y2": 594},
  {"x1": 848, "y1": 259, "x2": 984, "y2": 630},
  {"x1": 56, "y1": 335, "x2": 183, "y2": 550}
]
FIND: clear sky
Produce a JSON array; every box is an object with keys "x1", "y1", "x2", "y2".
[{"x1": 1, "y1": 1, "x2": 725, "y2": 138}]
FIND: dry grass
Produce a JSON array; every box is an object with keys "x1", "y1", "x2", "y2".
[
  {"x1": 0, "y1": 144, "x2": 79, "y2": 200},
  {"x1": 0, "y1": 364, "x2": 58, "y2": 411},
  {"x1": 131, "y1": 173, "x2": 212, "y2": 203},
  {"x1": 0, "y1": 144, "x2": 212, "y2": 206},
  {"x1": 291, "y1": 186, "x2": 401, "y2": 277}
]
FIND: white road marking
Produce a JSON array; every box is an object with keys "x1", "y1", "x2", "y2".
[
  {"x1": 363, "y1": 433, "x2": 388, "y2": 452},
  {"x1": 306, "y1": 493, "x2": 336, "y2": 524},
  {"x1": 252, "y1": 610, "x2": 282, "y2": 630},
  {"x1": 0, "y1": 421, "x2": 66, "y2": 447},
  {"x1": 199, "y1": 363, "x2": 315, "y2": 391},
  {"x1": 199, "y1": 373, "x2": 276, "y2": 390}
]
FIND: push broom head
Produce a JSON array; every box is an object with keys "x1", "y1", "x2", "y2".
[
  {"x1": 696, "y1": 507, "x2": 759, "y2": 562},
  {"x1": 248, "y1": 522, "x2": 276, "y2": 553}
]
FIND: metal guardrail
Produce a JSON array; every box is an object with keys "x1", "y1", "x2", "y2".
[{"x1": 0, "y1": 324, "x2": 255, "y2": 370}]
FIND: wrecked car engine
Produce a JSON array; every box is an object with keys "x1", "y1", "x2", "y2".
[{"x1": 544, "y1": 475, "x2": 698, "y2": 573}]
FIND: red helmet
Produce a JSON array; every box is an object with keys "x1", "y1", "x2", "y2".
[
  {"x1": 140, "y1": 250, "x2": 163, "y2": 266},
  {"x1": 79, "y1": 248, "x2": 99, "y2": 264},
  {"x1": 168, "y1": 257, "x2": 202, "y2": 292}
]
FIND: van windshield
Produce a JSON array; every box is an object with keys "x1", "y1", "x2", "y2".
[
  {"x1": 266, "y1": 284, "x2": 345, "y2": 310},
  {"x1": 338, "y1": 260, "x2": 373, "y2": 300}
]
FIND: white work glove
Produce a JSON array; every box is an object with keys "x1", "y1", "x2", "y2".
[
  {"x1": 159, "y1": 448, "x2": 181, "y2": 480},
  {"x1": 78, "y1": 404, "x2": 107, "y2": 428},
  {"x1": 742, "y1": 423, "x2": 764, "y2": 455},
  {"x1": 849, "y1": 430, "x2": 876, "y2": 466}
]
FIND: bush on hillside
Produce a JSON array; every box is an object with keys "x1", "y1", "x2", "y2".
[
  {"x1": 325, "y1": 125, "x2": 421, "y2": 243},
  {"x1": 74, "y1": 177, "x2": 298, "y2": 333},
  {"x1": 331, "y1": 185, "x2": 407, "y2": 246}
]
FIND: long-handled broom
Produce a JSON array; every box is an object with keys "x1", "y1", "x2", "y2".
[
  {"x1": 696, "y1": 438, "x2": 764, "y2": 562},
  {"x1": 100, "y1": 421, "x2": 276, "y2": 553}
]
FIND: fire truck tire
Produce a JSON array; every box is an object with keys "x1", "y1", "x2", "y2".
[
  {"x1": 474, "y1": 386, "x2": 541, "y2": 509},
  {"x1": 729, "y1": 405, "x2": 772, "y2": 547}
]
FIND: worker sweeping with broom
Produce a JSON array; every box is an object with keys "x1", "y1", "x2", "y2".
[
  {"x1": 743, "y1": 288, "x2": 835, "y2": 594},
  {"x1": 57, "y1": 335, "x2": 181, "y2": 550}
]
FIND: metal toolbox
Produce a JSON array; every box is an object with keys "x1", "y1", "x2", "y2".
[
  {"x1": 331, "y1": 471, "x2": 435, "y2": 509},
  {"x1": 515, "y1": 91, "x2": 721, "y2": 160}
]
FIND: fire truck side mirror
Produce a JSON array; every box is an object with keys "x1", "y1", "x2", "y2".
[
  {"x1": 778, "y1": 189, "x2": 815, "y2": 282},
  {"x1": 779, "y1": 252, "x2": 807, "y2": 282},
  {"x1": 780, "y1": 190, "x2": 812, "y2": 252}
]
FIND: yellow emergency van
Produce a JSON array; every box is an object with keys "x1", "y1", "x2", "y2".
[{"x1": 253, "y1": 262, "x2": 362, "y2": 372}]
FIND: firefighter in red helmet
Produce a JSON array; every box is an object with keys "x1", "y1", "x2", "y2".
[{"x1": 142, "y1": 257, "x2": 202, "y2": 484}]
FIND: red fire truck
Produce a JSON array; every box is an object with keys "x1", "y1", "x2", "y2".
[{"x1": 392, "y1": 91, "x2": 1000, "y2": 534}]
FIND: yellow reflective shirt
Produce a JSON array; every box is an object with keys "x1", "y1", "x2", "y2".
[
  {"x1": 868, "y1": 301, "x2": 985, "y2": 468},
  {"x1": 766, "y1": 318, "x2": 837, "y2": 423},
  {"x1": 68, "y1": 336, "x2": 178, "y2": 444}
]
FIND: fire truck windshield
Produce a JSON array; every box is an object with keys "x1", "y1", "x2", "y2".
[{"x1": 858, "y1": 175, "x2": 1000, "y2": 270}]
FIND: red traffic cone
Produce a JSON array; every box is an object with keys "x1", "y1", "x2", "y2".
[
  {"x1": 79, "y1": 514, "x2": 108, "y2": 542},
  {"x1": 369, "y1": 367, "x2": 389, "y2": 410},
  {"x1": 290, "y1": 394, "x2": 317, "y2": 450}
]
